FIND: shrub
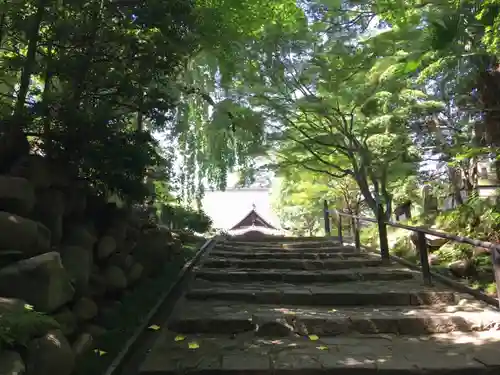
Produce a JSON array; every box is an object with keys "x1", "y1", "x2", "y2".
[{"x1": 160, "y1": 204, "x2": 212, "y2": 233}]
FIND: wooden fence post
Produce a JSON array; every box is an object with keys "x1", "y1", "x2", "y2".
[
  {"x1": 323, "y1": 200, "x2": 331, "y2": 237},
  {"x1": 338, "y1": 213, "x2": 343, "y2": 244},
  {"x1": 352, "y1": 217, "x2": 361, "y2": 250},
  {"x1": 416, "y1": 231, "x2": 432, "y2": 285},
  {"x1": 491, "y1": 248, "x2": 500, "y2": 308}
]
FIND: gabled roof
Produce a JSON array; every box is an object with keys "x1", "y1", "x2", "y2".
[{"x1": 229, "y1": 206, "x2": 277, "y2": 231}]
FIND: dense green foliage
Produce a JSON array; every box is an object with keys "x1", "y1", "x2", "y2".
[
  {"x1": 249, "y1": 1, "x2": 500, "y2": 236},
  {"x1": 159, "y1": 204, "x2": 212, "y2": 233},
  {"x1": 4, "y1": 0, "x2": 500, "y2": 262},
  {"x1": 0, "y1": 0, "x2": 303, "y2": 210}
]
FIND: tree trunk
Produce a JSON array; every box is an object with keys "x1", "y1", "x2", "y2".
[
  {"x1": 13, "y1": 0, "x2": 46, "y2": 118},
  {"x1": 448, "y1": 165, "x2": 464, "y2": 205},
  {"x1": 41, "y1": 39, "x2": 54, "y2": 158},
  {"x1": 0, "y1": 0, "x2": 46, "y2": 172},
  {"x1": 353, "y1": 170, "x2": 377, "y2": 215},
  {"x1": 380, "y1": 169, "x2": 392, "y2": 221}
]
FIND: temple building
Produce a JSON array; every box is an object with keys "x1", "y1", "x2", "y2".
[{"x1": 227, "y1": 204, "x2": 289, "y2": 237}]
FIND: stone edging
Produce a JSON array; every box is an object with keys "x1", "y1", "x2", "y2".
[{"x1": 102, "y1": 236, "x2": 219, "y2": 375}]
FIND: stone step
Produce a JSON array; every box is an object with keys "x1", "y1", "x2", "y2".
[
  {"x1": 186, "y1": 280, "x2": 459, "y2": 306},
  {"x1": 139, "y1": 331, "x2": 500, "y2": 374},
  {"x1": 195, "y1": 267, "x2": 415, "y2": 283},
  {"x1": 224, "y1": 237, "x2": 340, "y2": 244},
  {"x1": 169, "y1": 300, "x2": 500, "y2": 335},
  {"x1": 209, "y1": 250, "x2": 370, "y2": 259},
  {"x1": 201, "y1": 257, "x2": 384, "y2": 271},
  {"x1": 217, "y1": 244, "x2": 356, "y2": 253},
  {"x1": 280, "y1": 241, "x2": 346, "y2": 249}
]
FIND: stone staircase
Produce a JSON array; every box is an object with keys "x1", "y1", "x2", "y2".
[{"x1": 140, "y1": 236, "x2": 500, "y2": 374}]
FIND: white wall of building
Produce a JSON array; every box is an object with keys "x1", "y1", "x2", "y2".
[{"x1": 202, "y1": 188, "x2": 280, "y2": 230}]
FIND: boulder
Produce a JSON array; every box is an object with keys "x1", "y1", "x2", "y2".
[
  {"x1": 94, "y1": 301, "x2": 121, "y2": 329},
  {"x1": 473, "y1": 247, "x2": 491, "y2": 257},
  {"x1": 60, "y1": 245, "x2": 92, "y2": 294},
  {"x1": 84, "y1": 221, "x2": 98, "y2": 239},
  {"x1": 126, "y1": 226, "x2": 140, "y2": 242},
  {"x1": 63, "y1": 184, "x2": 87, "y2": 217},
  {"x1": 39, "y1": 215, "x2": 63, "y2": 247},
  {"x1": 0, "y1": 249, "x2": 24, "y2": 268},
  {"x1": 0, "y1": 176, "x2": 35, "y2": 216},
  {"x1": 91, "y1": 264, "x2": 100, "y2": 274},
  {"x1": 0, "y1": 350, "x2": 25, "y2": 375},
  {"x1": 48, "y1": 166, "x2": 72, "y2": 189},
  {"x1": 82, "y1": 324, "x2": 107, "y2": 339},
  {"x1": 104, "y1": 265, "x2": 127, "y2": 290},
  {"x1": 0, "y1": 252, "x2": 74, "y2": 312},
  {"x1": 9, "y1": 155, "x2": 51, "y2": 189},
  {"x1": 96, "y1": 236, "x2": 117, "y2": 260},
  {"x1": 108, "y1": 252, "x2": 133, "y2": 269},
  {"x1": 51, "y1": 308, "x2": 77, "y2": 336},
  {"x1": 428, "y1": 253, "x2": 441, "y2": 266},
  {"x1": 449, "y1": 259, "x2": 475, "y2": 278},
  {"x1": 33, "y1": 189, "x2": 65, "y2": 245},
  {"x1": 171, "y1": 238, "x2": 183, "y2": 255},
  {"x1": 127, "y1": 263, "x2": 143, "y2": 284},
  {"x1": 105, "y1": 219, "x2": 128, "y2": 248},
  {"x1": 134, "y1": 230, "x2": 172, "y2": 275},
  {"x1": 62, "y1": 225, "x2": 96, "y2": 251},
  {"x1": 119, "y1": 240, "x2": 136, "y2": 255},
  {"x1": 35, "y1": 188, "x2": 65, "y2": 217},
  {"x1": 72, "y1": 297, "x2": 98, "y2": 321},
  {"x1": 25, "y1": 329, "x2": 75, "y2": 375},
  {"x1": 86, "y1": 273, "x2": 107, "y2": 297},
  {"x1": 0, "y1": 211, "x2": 51, "y2": 256},
  {"x1": 72, "y1": 333, "x2": 93, "y2": 358},
  {"x1": 426, "y1": 233, "x2": 448, "y2": 248},
  {"x1": 0, "y1": 297, "x2": 27, "y2": 313},
  {"x1": 409, "y1": 231, "x2": 448, "y2": 249}
]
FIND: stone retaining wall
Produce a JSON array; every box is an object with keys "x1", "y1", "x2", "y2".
[{"x1": 0, "y1": 155, "x2": 183, "y2": 375}]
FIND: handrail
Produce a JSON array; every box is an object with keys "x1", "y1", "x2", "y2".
[
  {"x1": 322, "y1": 200, "x2": 500, "y2": 307},
  {"x1": 334, "y1": 210, "x2": 500, "y2": 252}
]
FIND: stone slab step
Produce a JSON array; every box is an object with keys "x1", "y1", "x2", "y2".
[
  {"x1": 195, "y1": 267, "x2": 415, "y2": 283},
  {"x1": 186, "y1": 280, "x2": 459, "y2": 306},
  {"x1": 169, "y1": 300, "x2": 500, "y2": 335},
  {"x1": 209, "y1": 250, "x2": 371, "y2": 259},
  {"x1": 139, "y1": 331, "x2": 500, "y2": 374},
  {"x1": 202, "y1": 257, "x2": 384, "y2": 271},
  {"x1": 224, "y1": 237, "x2": 340, "y2": 245},
  {"x1": 216, "y1": 244, "x2": 358, "y2": 253},
  {"x1": 280, "y1": 241, "x2": 346, "y2": 249}
]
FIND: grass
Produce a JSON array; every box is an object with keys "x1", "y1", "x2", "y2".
[{"x1": 74, "y1": 240, "x2": 203, "y2": 375}]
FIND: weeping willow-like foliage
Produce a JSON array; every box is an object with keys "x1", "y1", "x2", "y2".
[{"x1": 172, "y1": 3, "x2": 306, "y2": 203}]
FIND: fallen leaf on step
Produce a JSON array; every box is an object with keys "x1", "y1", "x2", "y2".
[
  {"x1": 308, "y1": 335, "x2": 319, "y2": 341},
  {"x1": 174, "y1": 335, "x2": 186, "y2": 342},
  {"x1": 188, "y1": 342, "x2": 200, "y2": 349},
  {"x1": 94, "y1": 349, "x2": 107, "y2": 356},
  {"x1": 317, "y1": 345, "x2": 328, "y2": 350},
  {"x1": 148, "y1": 324, "x2": 161, "y2": 331}
]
